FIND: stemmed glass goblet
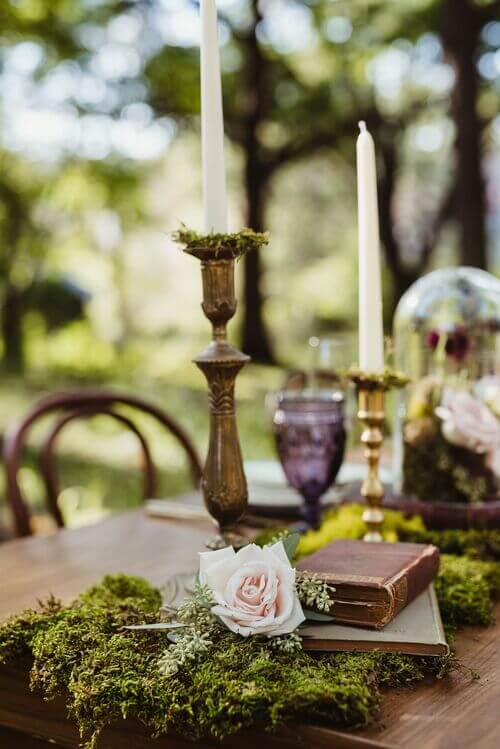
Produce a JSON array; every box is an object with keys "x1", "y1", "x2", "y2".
[{"x1": 273, "y1": 391, "x2": 346, "y2": 530}]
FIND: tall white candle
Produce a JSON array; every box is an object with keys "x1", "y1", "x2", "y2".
[
  {"x1": 200, "y1": 0, "x2": 228, "y2": 233},
  {"x1": 356, "y1": 121, "x2": 384, "y2": 372}
]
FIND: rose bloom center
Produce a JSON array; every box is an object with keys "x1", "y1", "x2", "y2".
[{"x1": 233, "y1": 572, "x2": 278, "y2": 618}]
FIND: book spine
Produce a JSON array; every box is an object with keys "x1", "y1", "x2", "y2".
[{"x1": 381, "y1": 545, "x2": 440, "y2": 626}]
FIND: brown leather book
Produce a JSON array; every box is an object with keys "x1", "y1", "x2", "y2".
[
  {"x1": 296, "y1": 539, "x2": 440, "y2": 629},
  {"x1": 301, "y1": 585, "x2": 449, "y2": 656}
]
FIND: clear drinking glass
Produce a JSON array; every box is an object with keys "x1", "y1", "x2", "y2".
[
  {"x1": 309, "y1": 336, "x2": 352, "y2": 391},
  {"x1": 273, "y1": 391, "x2": 346, "y2": 530}
]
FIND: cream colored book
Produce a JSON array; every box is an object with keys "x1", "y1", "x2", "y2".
[{"x1": 301, "y1": 585, "x2": 449, "y2": 656}]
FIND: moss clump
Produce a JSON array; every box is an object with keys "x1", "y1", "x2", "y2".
[
  {"x1": 436, "y1": 555, "x2": 500, "y2": 627},
  {"x1": 0, "y1": 595, "x2": 63, "y2": 663},
  {"x1": 403, "y1": 426, "x2": 496, "y2": 504},
  {"x1": 78, "y1": 573, "x2": 162, "y2": 611},
  {"x1": 398, "y1": 526, "x2": 500, "y2": 561},
  {"x1": 294, "y1": 504, "x2": 426, "y2": 559},
  {"x1": 173, "y1": 226, "x2": 269, "y2": 259}
]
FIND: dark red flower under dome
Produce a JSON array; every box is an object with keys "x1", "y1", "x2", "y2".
[
  {"x1": 425, "y1": 326, "x2": 471, "y2": 363},
  {"x1": 445, "y1": 327, "x2": 470, "y2": 362},
  {"x1": 426, "y1": 330, "x2": 440, "y2": 350}
]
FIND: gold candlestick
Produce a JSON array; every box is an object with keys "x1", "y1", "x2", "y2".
[
  {"x1": 357, "y1": 387, "x2": 385, "y2": 542},
  {"x1": 175, "y1": 228, "x2": 269, "y2": 552},
  {"x1": 347, "y1": 367, "x2": 409, "y2": 543},
  {"x1": 176, "y1": 229, "x2": 267, "y2": 550},
  {"x1": 187, "y1": 246, "x2": 249, "y2": 549}
]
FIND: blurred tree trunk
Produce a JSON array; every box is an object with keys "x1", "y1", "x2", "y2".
[
  {"x1": 379, "y1": 0, "x2": 493, "y2": 313},
  {"x1": 378, "y1": 127, "x2": 455, "y2": 316},
  {"x1": 1, "y1": 284, "x2": 25, "y2": 373},
  {"x1": 242, "y1": 167, "x2": 274, "y2": 363},
  {"x1": 441, "y1": 0, "x2": 487, "y2": 268},
  {"x1": 0, "y1": 183, "x2": 26, "y2": 373},
  {"x1": 377, "y1": 135, "x2": 414, "y2": 307},
  {"x1": 240, "y1": 0, "x2": 275, "y2": 364}
]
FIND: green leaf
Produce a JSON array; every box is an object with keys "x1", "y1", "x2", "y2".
[{"x1": 282, "y1": 532, "x2": 300, "y2": 563}]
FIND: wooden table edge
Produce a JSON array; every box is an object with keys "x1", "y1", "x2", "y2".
[
  {"x1": 0, "y1": 662, "x2": 394, "y2": 749},
  {"x1": 1, "y1": 508, "x2": 499, "y2": 749}
]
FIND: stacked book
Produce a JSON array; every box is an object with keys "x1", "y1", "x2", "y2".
[{"x1": 297, "y1": 540, "x2": 448, "y2": 656}]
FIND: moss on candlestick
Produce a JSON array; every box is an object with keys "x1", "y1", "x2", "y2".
[
  {"x1": 173, "y1": 226, "x2": 269, "y2": 259},
  {"x1": 344, "y1": 366, "x2": 410, "y2": 391}
]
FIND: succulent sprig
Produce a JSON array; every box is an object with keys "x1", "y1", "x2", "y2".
[{"x1": 296, "y1": 573, "x2": 334, "y2": 613}]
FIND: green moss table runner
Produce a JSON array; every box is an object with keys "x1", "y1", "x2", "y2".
[{"x1": 0, "y1": 506, "x2": 499, "y2": 749}]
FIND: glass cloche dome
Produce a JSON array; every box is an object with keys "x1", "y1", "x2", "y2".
[{"x1": 392, "y1": 267, "x2": 500, "y2": 517}]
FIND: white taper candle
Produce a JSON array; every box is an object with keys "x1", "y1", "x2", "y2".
[
  {"x1": 356, "y1": 121, "x2": 384, "y2": 372},
  {"x1": 200, "y1": 0, "x2": 228, "y2": 233}
]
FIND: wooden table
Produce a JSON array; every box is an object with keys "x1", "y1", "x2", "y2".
[{"x1": 0, "y1": 508, "x2": 499, "y2": 749}]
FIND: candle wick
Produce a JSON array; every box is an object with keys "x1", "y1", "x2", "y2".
[{"x1": 358, "y1": 121, "x2": 367, "y2": 133}]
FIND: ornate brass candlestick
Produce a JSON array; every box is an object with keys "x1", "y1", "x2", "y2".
[
  {"x1": 347, "y1": 368, "x2": 409, "y2": 543},
  {"x1": 176, "y1": 228, "x2": 268, "y2": 550},
  {"x1": 188, "y1": 247, "x2": 248, "y2": 549}
]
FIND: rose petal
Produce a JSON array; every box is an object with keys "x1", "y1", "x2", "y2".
[
  {"x1": 212, "y1": 603, "x2": 275, "y2": 626},
  {"x1": 268, "y1": 540, "x2": 290, "y2": 566},
  {"x1": 438, "y1": 389, "x2": 500, "y2": 454},
  {"x1": 226, "y1": 563, "x2": 276, "y2": 597},
  {"x1": 233, "y1": 543, "x2": 266, "y2": 564},
  {"x1": 198, "y1": 547, "x2": 235, "y2": 584},
  {"x1": 217, "y1": 613, "x2": 254, "y2": 637},
  {"x1": 259, "y1": 545, "x2": 295, "y2": 587},
  {"x1": 203, "y1": 550, "x2": 247, "y2": 593},
  {"x1": 265, "y1": 595, "x2": 305, "y2": 637}
]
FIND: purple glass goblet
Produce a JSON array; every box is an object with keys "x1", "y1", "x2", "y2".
[{"x1": 273, "y1": 391, "x2": 346, "y2": 530}]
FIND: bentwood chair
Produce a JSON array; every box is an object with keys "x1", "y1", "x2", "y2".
[{"x1": 3, "y1": 390, "x2": 203, "y2": 537}]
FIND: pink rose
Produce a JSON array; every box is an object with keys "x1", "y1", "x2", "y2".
[
  {"x1": 475, "y1": 376, "x2": 500, "y2": 418},
  {"x1": 436, "y1": 389, "x2": 500, "y2": 459},
  {"x1": 199, "y1": 542, "x2": 305, "y2": 637}
]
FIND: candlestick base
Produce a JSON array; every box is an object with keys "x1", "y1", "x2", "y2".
[{"x1": 206, "y1": 527, "x2": 247, "y2": 551}]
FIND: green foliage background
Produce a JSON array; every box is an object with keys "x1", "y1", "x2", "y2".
[{"x1": 0, "y1": 0, "x2": 499, "y2": 530}]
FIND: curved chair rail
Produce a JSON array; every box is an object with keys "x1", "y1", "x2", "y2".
[{"x1": 3, "y1": 390, "x2": 203, "y2": 537}]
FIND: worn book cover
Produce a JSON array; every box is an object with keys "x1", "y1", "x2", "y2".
[
  {"x1": 301, "y1": 585, "x2": 449, "y2": 656},
  {"x1": 296, "y1": 539, "x2": 439, "y2": 629}
]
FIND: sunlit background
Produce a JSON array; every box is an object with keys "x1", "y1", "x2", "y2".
[{"x1": 0, "y1": 0, "x2": 499, "y2": 531}]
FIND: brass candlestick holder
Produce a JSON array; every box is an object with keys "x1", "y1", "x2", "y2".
[
  {"x1": 347, "y1": 367, "x2": 409, "y2": 543},
  {"x1": 176, "y1": 228, "x2": 268, "y2": 549}
]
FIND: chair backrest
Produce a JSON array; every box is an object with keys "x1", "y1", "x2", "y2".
[{"x1": 3, "y1": 390, "x2": 203, "y2": 537}]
